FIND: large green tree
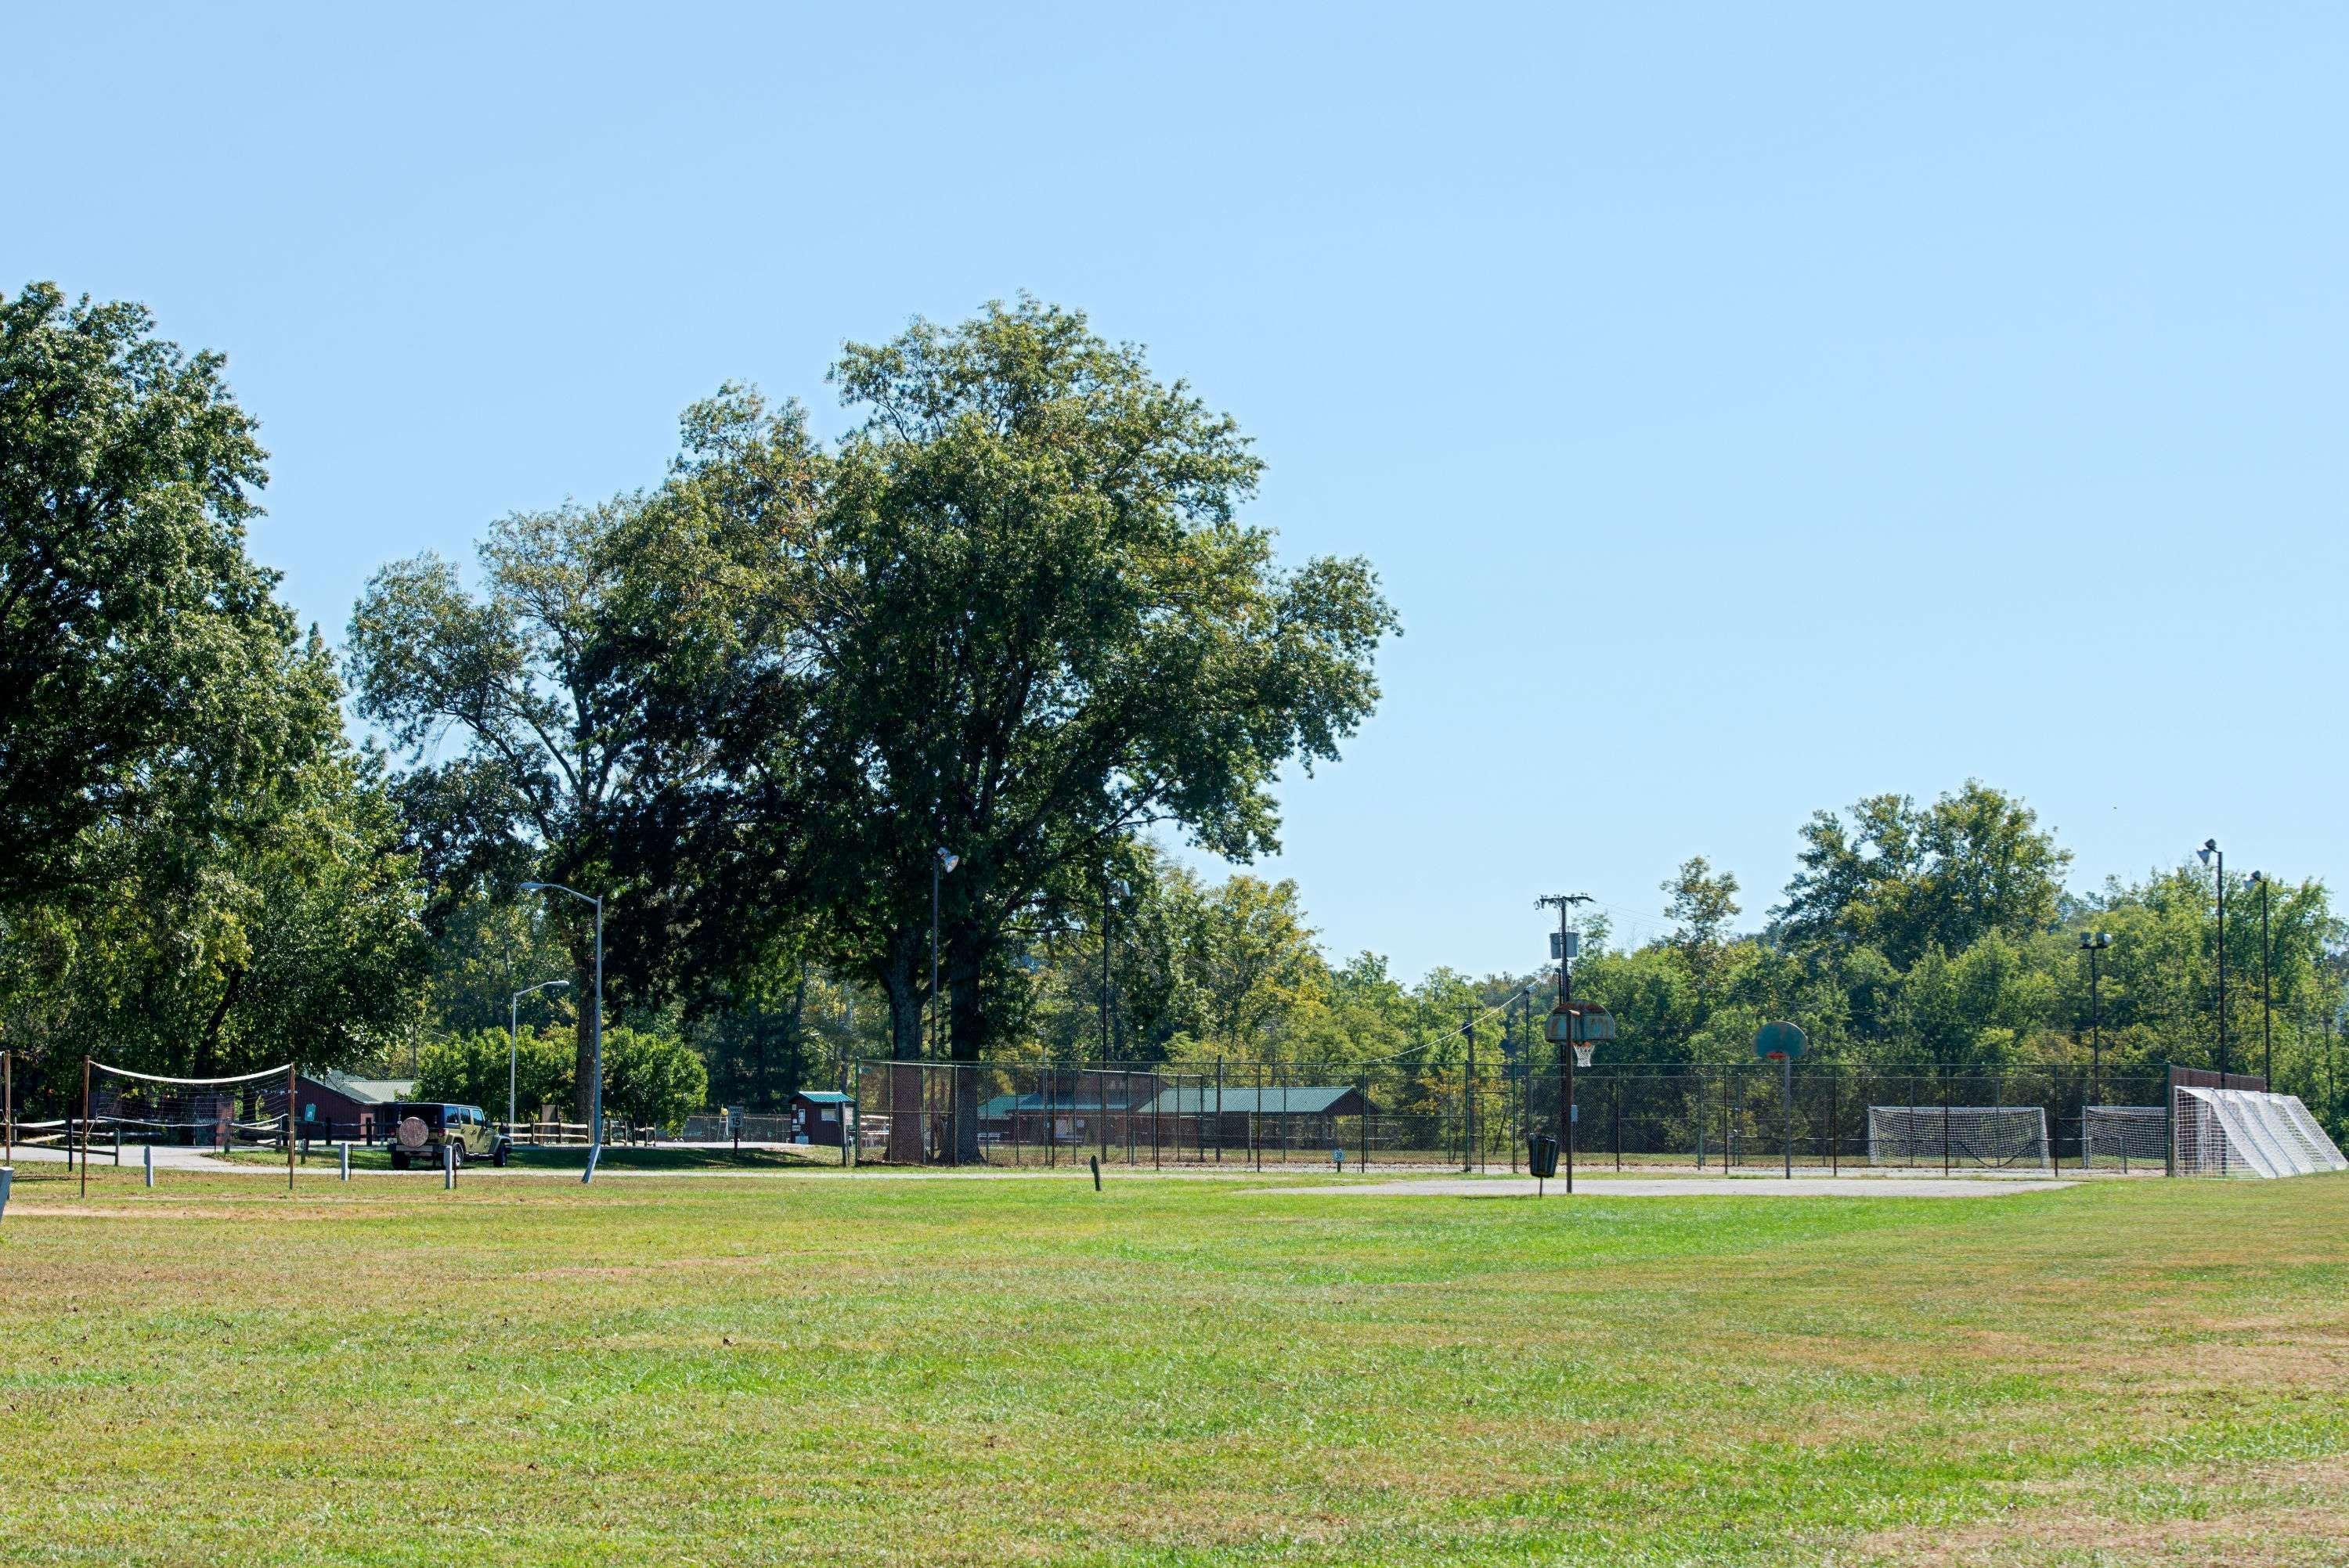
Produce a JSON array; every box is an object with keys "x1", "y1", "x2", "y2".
[
  {"x1": 0, "y1": 283, "x2": 294, "y2": 906},
  {"x1": 348, "y1": 442, "x2": 825, "y2": 1116},
  {"x1": 776, "y1": 299, "x2": 1396, "y2": 1064}
]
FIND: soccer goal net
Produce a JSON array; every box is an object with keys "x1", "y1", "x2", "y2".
[
  {"x1": 2172, "y1": 1087, "x2": 2347, "y2": 1178},
  {"x1": 2082, "y1": 1105, "x2": 2167, "y2": 1170},
  {"x1": 1867, "y1": 1105, "x2": 2051, "y2": 1173}
]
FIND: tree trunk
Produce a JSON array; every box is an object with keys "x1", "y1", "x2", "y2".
[
  {"x1": 194, "y1": 964, "x2": 246, "y2": 1080},
  {"x1": 572, "y1": 944, "x2": 597, "y2": 1125},
  {"x1": 882, "y1": 937, "x2": 924, "y2": 1162},
  {"x1": 946, "y1": 928, "x2": 983, "y2": 1162}
]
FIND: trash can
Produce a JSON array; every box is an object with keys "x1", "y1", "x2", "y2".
[{"x1": 1528, "y1": 1134, "x2": 1559, "y2": 1181}]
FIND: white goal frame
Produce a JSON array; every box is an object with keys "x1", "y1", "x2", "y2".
[
  {"x1": 1866, "y1": 1104, "x2": 2051, "y2": 1173},
  {"x1": 2081, "y1": 1105, "x2": 2167, "y2": 1171},
  {"x1": 2172, "y1": 1086, "x2": 2347, "y2": 1178}
]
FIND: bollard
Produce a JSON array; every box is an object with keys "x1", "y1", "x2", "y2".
[
  {"x1": 340, "y1": 1142, "x2": 351, "y2": 1182},
  {"x1": 144, "y1": 1144, "x2": 154, "y2": 1188},
  {"x1": 443, "y1": 1143, "x2": 456, "y2": 1191},
  {"x1": 1089, "y1": 1154, "x2": 1101, "y2": 1192},
  {"x1": 0, "y1": 1166, "x2": 11, "y2": 1222}
]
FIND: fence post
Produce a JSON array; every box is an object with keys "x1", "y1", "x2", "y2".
[
  {"x1": 1721, "y1": 1069, "x2": 1730, "y2": 1173},
  {"x1": 1253, "y1": 1064, "x2": 1262, "y2": 1170},
  {"x1": 2164, "y1": 1063, "x2": 2176, "y2": 1177},
  {"x1": 1214, "y1": 1060, "x2": 1225, "y2": 1164},
  {"x1": 1830, "y1": 1072, "x2": 1839, "y2": 1176},
  {"x1": 144, "y1": 1143, "x2": 154, "y2": 1188},
  {"x1": 1942, "y1": 1091, "x2": 1951, "y2": 1177}
]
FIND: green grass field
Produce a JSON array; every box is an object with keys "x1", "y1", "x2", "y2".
[{"x1": 3, "y1": 1166, "x2": 2345, "y2": 1566}]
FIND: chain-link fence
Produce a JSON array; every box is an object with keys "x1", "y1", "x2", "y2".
[{"x1": 852, "y1": 1055, "x2": 2202, "y2": 1173}]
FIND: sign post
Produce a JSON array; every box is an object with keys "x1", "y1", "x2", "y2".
[{"x1": 1755, "y1": 1022, "x2": 1808, "y2": 1179}]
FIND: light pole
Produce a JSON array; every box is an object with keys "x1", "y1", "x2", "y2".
[
  {"x1": 1099, "y1": 878, "x2": 1128, "y2": 1062},
  {"x1": 1536, "y1": 892, "x2": 1593, "y2": 1193},
  {"x1": 931, "y1": 846, "x2": 958, "y2": 1062},
  {"x1": 2077, "y1": 931, "x2": 2110, "y2": 1104},
  {"x1": 509, "y1": 979, "x2": 570, "y2": 1134},
  {"x1": 521, "y1": 881, "x2": 603, "y2": 1184},
  {"x1": 2250, "y1": 871, "x2": 2272, "y2": 1087},
  {"x1": 2197, "y1": 841, "x2": 2226, "y2": 1079}
]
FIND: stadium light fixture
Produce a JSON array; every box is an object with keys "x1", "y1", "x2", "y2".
[{"x1": 520, "y1": 881, "x2": 604, "y2": 1183}]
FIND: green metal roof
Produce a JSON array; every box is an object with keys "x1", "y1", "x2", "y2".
[
  {"x1": 1141, "y1": 1086, "x2": 1364, "y2": 1116},
  {"x1": 309, "y1": 1069, "x2": 417, "y2": 1105}
]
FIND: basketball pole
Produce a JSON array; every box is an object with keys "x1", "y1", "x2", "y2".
[{"x1": 1781, "y1": 1051, "x2": 1793, "y2": 1180}]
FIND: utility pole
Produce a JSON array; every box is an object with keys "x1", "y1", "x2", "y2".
[
  {"x1": 1535, "y1": 892, "x2": 1593, "y2": 1194},
  {"x1": 1462, "y1": 1007, "x2": 1476, "y2": 1173}
]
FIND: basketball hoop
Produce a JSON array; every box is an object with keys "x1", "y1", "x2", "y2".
[{"x1": 1571, "y1": 1042, "x2": 1596, "y2": 1069}]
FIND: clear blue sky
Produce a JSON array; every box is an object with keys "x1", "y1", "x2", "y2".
[{"x1": 11, "y1": 4, "x2": 2344, "y2": 976}]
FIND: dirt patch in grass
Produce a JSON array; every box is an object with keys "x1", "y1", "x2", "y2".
[{"x1": 1859, "y1": 1453, "x2": 2349, "y2": 1566}]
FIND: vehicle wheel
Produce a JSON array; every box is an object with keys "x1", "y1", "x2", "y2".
[
  {"x1": 493, "y1": 1141, "x2": 510, "y2": 1168},
  {"x1": 448, "y1": 1143, "x2": 464, "y2": 1170},
  {"x1": 389, "y1": 1151, "x2": 409, "y2": 1170}
]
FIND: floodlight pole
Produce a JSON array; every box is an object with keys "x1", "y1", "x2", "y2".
[
  {"x1": 2080, "y1": 932, "x2": 2109, "y2": 1105},
  {"x1": 521, "y1": 882, "x2": 603, "y2": 1184},
  {"x1": 1536, "y1": 892, "x2": 1592, "y2": 1194},
  {"x1": 509, "y1": 979, "x2": 571, "y2": 1133},
  {"x1": 2251, "y1": 872, "x2": 2271, "y2": 1087},
  {"x1": 2199, "y1": 842, "x2": 2226, "y2": 1079}
]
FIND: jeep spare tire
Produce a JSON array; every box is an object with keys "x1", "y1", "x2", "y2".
[{"x1": 395, "y1": 1116, "x2": 430, "y2": 1150}]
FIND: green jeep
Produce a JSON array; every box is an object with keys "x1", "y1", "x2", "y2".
[{"x1": 385, "y1": 1102, "x2": 510, "y2": 1169}]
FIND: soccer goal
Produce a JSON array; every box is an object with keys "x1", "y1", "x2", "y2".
[
  {"x1": 2172, "y1": 1086, "x2": 2347, "y2": 1179},
  {"x1": 2081, "y1": 1105, "x2": 2167, "y2": 1171},
  {"x1": 1867, "y1": 1105, "x2": 2051, "y2": 1173},
  {"x1": 79, "y1": 1059, "x2": 297, "y2": 1193}
]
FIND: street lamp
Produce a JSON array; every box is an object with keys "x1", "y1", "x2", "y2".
[
  {"x1": 2077, "y1": 931, "x2": 2111, "y2": 1104},
  {"x1": 2250, "y1": 871, "x2": 2272, "y2": 1087},
  {"x1": 931, "y1": 847, "x2": 959, "y2": 1061},
  {"x1": 509, "y1": 979, "x2": 570, "y2": 1134},
  {"x1": 520, "y1": 881, "x2": 604, "y2": 1183},
  {"x1": 2196, "y1": 840, "x2": 2226, "y2": 1079}
]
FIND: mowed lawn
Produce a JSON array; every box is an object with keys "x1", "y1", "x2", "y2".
[{"x1": 3, "y1": 1168, "x2": 2347, "y2": 1566}]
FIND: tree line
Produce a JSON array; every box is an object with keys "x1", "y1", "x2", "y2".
[{"x1": 5, "y1": 281, "x2": 2336, "y2": 1135}]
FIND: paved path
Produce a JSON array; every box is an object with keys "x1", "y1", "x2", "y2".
[{"x1": 1287, "y1": 1174, "x2": 2076, "y2": 1198}]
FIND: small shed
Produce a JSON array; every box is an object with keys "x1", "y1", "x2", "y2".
[
  {"x1": 788, "y1": 1090, "x2": 853, "y2": 1148},
  {"x1": 1142, "y1": 1084, "x2": 1370, "y2": 1149},
  {"x1": 296, "y1": 1071, "x2": 417, "y2": 1142}
]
